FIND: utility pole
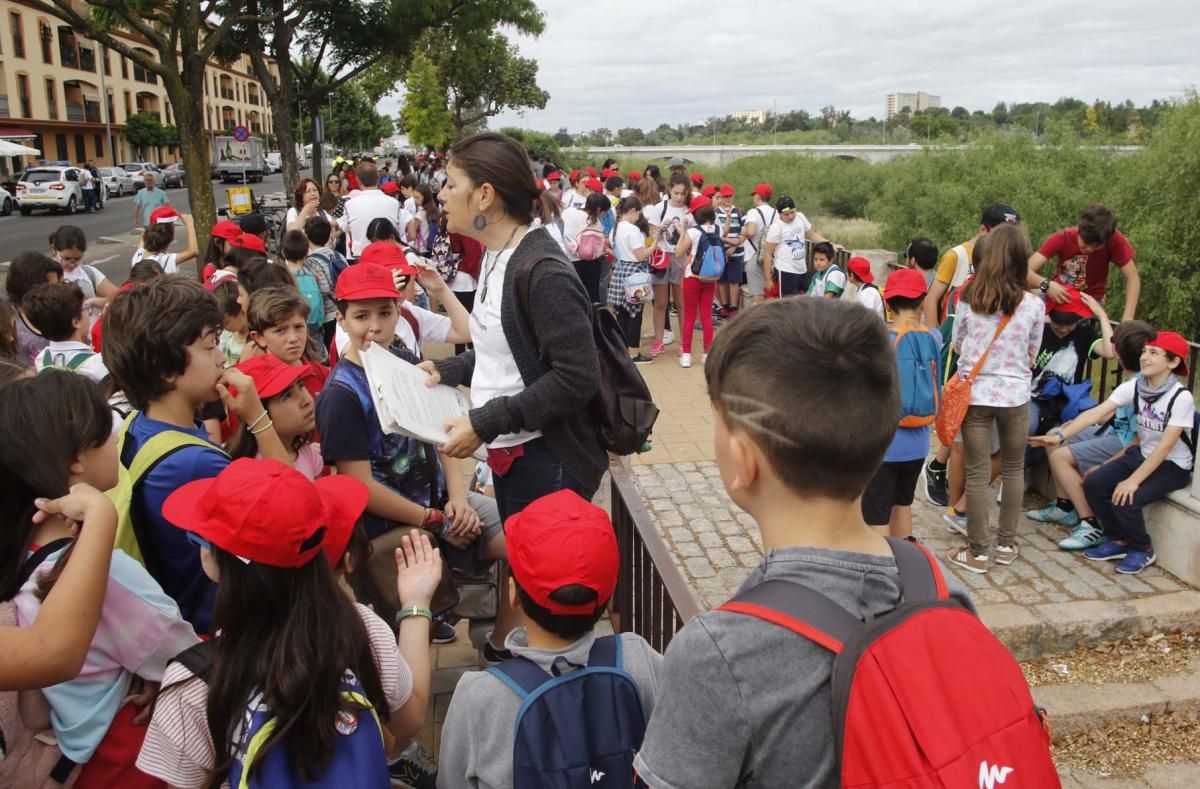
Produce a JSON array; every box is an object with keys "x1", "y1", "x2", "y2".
[{"x1": 773, "y1": 99, "x2": 778, "y2": 145}]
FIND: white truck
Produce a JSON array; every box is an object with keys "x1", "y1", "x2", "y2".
[{"x1": 212, "y1": 136, "x2": 265, "y2": 183}]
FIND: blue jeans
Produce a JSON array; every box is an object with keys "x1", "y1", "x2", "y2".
[
  {"x1": 1084, "y1": 448, "x2": 1191, "y2": 552},
  {"x1": 83, "y1": 188, "x2": 97, "y2": 212},
  {"x1": 493, "y1": 438, "x2": 593, "y2": 522}
]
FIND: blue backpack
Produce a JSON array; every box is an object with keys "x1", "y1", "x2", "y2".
[
  {"x1": 171, "y1": 640, "x2": 390, "y2": 789},
  {"x1": 689, "y1": 227, "x2": 727, "y2": 282},
  {"x1": 293, "y1": 263, "x2": 326, "y2": 328},
  {"x1": 891, "y1": 323, "x2": 942, "y2": 428},
  {"x1": 487, "y1": 635, "x2": 648, "y2": 789}
]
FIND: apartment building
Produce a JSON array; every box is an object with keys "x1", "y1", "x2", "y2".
[
  {"x1": 0, "y1": 0, "x2": 278, "y2": 173},
  {"x1": 885, "y1": 92, "x2": 941, "y2": 121}
]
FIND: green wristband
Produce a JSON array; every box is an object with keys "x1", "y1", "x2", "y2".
[{"x1": 395, "y1": 605, "x2": 433, "y2": 625}]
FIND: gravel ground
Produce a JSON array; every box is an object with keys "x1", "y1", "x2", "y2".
[
  {"x1": 1054, "y1": 713, "x2": 1200, "y2": 777},
  {"x1": 1023, "y1": 631, "x2": 1200, "y2": 687}
]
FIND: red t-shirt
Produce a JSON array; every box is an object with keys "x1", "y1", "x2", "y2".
[{"x1": 1039, "y1": 227, "x2": 1134, "y2": 299}]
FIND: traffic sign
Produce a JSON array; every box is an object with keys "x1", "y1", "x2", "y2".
[{"x1": 233, "y1": 125, "x2": 250, "y2": 142}]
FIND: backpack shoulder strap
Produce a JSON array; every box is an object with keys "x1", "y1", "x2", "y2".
[
  {"x1": 67, "y1": 351, "x2": 94, "y2": 371},
  {"x1": 171, "y1": 639, "x2": 217, "y2": 682},
  {"x1": 885, "y1": 536, "x2": 950, "y2": 603},
  {"x1": 719, "y1": 579, "x2": 861, "y2": 654},
  {"x1": 587, "y1": 633, "x2": 623, "y2": 670},
  {"x1": 659, "y1": 201, "x2": 669, "y2": 223},
  {"x1": 1163, "y1": 386, "x2": 1197, "y2": 455},
  {"x1": 486, "y1": 656, "x2": 551, "y2": 699},
  {"x1": 15, "y1": 538, "x2": 75, "y2": 592},
  {"x1": 399, "y1": 305, "x2": 421, "y2": 345},
  {"x1": 128, "y1": 426, "x2": 227, "y2": 484}
]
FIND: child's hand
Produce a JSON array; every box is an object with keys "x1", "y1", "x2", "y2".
[
  {"x1": 32, "y1": 483, "x2": 114, "y2": 526},
  {"x1": 395, "y1": 531, "x2": 442, "y2": 610},
  {"x1": 1079, "y1": 292, "x2": 1105, "y2": 316},
  {"x1": 1112, "y1": 478, "x2": 1139, "y2": 506},
  {"x1": 443, "y1": 498, "x2": 482, "y2": 540},
  {"x1": 216, "y1": 367, "x2": 265, "y2": 421},
  {"x1": 126, "y1": 677, "x2": 160, "y2": 724},
  {"x1": 1027, "y1": 434, "x2": 1063, "y2": 449},
  {"x1": 413, "y1": 262, "x2": 447, "y2": 296},
  {"x1": 416, "y1": 360, "x2": 440, "y2": 387}
]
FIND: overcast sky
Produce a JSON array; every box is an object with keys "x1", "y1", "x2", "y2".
[{"x1": 379, "y1": 0, "x2": 1199, "y2": 135}]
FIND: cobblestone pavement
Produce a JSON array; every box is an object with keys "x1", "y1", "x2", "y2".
[{"x1": 630, "y1": 461, "x2": 1189, "y2": 610}]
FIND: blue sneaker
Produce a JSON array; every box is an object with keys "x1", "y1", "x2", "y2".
[
  {"x1": 1083, "y1": 540, "x2": 1128, "y2": 562},
  {"x1": 1026, "y1": 504, "x2": 1081, "y2": 528},
  {"x1": 1115, "y1": 549, "x2": 1157, "y2": 574},
  {"x1": 943, "y1": 508, "x2": 968, "y2": 536},
  {"x1": 1058, "y1": 521, "x2": 1106, "y2": 551}
]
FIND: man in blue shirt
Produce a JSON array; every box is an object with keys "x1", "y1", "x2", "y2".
[{"x1": 132, "y1": 172, "x2": 170, "y2": 228}]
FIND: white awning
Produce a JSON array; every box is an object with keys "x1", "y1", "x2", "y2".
[{"x1": 0, "y1": 139, "x2": 41, "y2": 156}]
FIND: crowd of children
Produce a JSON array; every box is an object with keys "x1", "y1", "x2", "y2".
[{"x1": 0, "y1": 138, "x2": 1194, "y2": 789}]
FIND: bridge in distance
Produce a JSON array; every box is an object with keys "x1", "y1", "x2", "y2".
[{"x1": 579, "y1": 143, "x2": 1141, "y2": 167}]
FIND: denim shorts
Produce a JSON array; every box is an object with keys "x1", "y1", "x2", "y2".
[{"x1": 1068, "y1": 429, "x2": 1125, "y2": 472}]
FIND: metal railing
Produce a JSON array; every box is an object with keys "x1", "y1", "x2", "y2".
[
  {"x1": 0, "y1": 96, "x2": 9, "y2": 118},
  {"x1": 610, "y1": 458, "x2": 701, "y2": 653},
  {"x1": 1084, "y1": 321, "x2": 1199, "y2": 401}
]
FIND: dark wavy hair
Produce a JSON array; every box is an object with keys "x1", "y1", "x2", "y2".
[
  {"x1": 293, "y1": 178, "x2": 320, "y2": 211},
  {"x1": 200, "y1": 548, "x2": 387, "y2": 787}
]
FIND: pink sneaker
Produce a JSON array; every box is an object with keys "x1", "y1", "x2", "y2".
[{"x1": 650, "y1": 342, "x2": 665, "y2": 357}]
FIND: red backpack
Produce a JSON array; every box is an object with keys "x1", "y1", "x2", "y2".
[{"x1": 719, "y1": 538, "x2": 1059, "y2": 789}]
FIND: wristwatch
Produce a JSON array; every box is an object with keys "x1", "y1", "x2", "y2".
[
  {"x1": 395, "y1": 605, "x2": 433, "y2": 625},
  {"x1": 1039, "y1": 279, "x2": 1050, "y2": 294},
  {"x1": 1052, "y1": 429, "x2": 1067, "y2": 444}
]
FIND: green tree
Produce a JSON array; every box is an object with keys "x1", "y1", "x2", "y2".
[
  {"x1": 400, "y1": 51, "x2": 453, "y2": 149},
  {"x1": 123, "y1": 111, "x2": 164, "y2": 159},
  {"x1": 553, "y1": 127, "x2": 573, "y2": 147},
  {"x1": 616, "y1": 127, "x2": 645, "y2": 146}
]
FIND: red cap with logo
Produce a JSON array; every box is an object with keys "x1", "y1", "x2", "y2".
[
  {"x1": 1046, "y1": 285, "x2": 1093, "y2": 320},
  {"x1": 334, "y1": 264, "x2": 402, "y2": 301},
  {"x1": 884, "y1": 267, "x2": 927, "y2": 299},
  {"x1": 211, "y1": 219, "x2": 242, "y2": 241},
  {"x1": 719, "y1": 183, "x2": 735, "y2": 198},
  {"x1": 846, "y1": 257, "x2": 874, "y2": 285},
  {"x1": 163, "y1": 458, "x2": 368, "y2": 569},
  {"x1": 505, "y1": 490, "x2": 618, "y2": 615},
  {"x1": 236, "y1": 353, "x2": 306, "y2": 400},
  {"x1": 1146, "y1": 331, "x2": 1190, "y2": 377},
  {"x1": 358, "y1": 241, "x2": 416, "y2": 274},
  {"x1": 149, "y1": 206, "x2": 180, "y2": 225},
  {"x1": 688, "y1": 195, "x2": 712, "y2": 214},
  {"x1": 751, "y1": 183, "x2": 774, "y2": 199},
  {"x1": 690, "y1": 172, "x2": 705, "y2": 185},
  {"x1": 230, "y1": 233, "x2": 267, "y2": 254}
]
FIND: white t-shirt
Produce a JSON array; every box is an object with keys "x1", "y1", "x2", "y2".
[
  {"x1": 284, "y1": 206, "x2": 337, "y2": 232},
  {"x1": 536, "y1": 217, "x2": 571, "y2": 258},
  {"x1": 744, "y1": 204, "x2": 778, "y2": 257},
  {"x1": 643, "y1": 201, "x2": 689, "y2": 253},
  {"x1": 561, "y1": 206, "x2": 588, "y2": 260},
  {"x1": 470, "y1": 244, "x2": 542, "y2": 449},
  {"x1": 343, "y1": 189, "x2": 407, "y2": 258},
  {"x1": 78, "y1": 168, "x2": 94, "y2": 189},
  {"x1": 62, "y1": 264, "x2": 108, "y2": 320},
  {"x1": 35, "y1": 340, "x2": 109, "y2": 382},
  {"x1": 856, "y1": 283, "x2": 886, "y2": 320},
  {"x1": 615, "y1": 221, "x2": 647, "y2": 262},
  {"x1": 334, "y1": 303, "x2": 450, "y2": 358},
  {"x1": 766, "y1": 214, "x2": 812, "y2": 275},
  {"x1": 403, "y1": 196, "x2": 417, "y2": 216},
  {"x1": 561, "y1": 189, "x2": 586, "y2": 210},
  {"x1": 132, "y1": 247, "x2": 178, "y2": 275},
  {"x1": 1109, "y1": 379, "x2": 1196, "y2": 470}
]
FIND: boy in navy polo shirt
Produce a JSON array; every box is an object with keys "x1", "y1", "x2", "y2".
[{"x1": 102, "y1": 277, "x2": 292, "y2": 633}]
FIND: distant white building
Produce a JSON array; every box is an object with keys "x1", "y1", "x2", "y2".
[
  {"x1": 730, "y1": 110, "x2": 768, "y2": 125},
  {"x1": 886, "y1": 92, "x2": 941, "y2": 120}
]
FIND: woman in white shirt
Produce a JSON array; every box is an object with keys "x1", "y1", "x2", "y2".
[
  {"x1": 609, "y1": 197, "x2": 653, "y2": 363},
  {"x1": 286, "y1": 177, "x2": 337, "y2": 234},
  {"x1": 947, "y1": 224, "x2": 1045, "y2": 575}
]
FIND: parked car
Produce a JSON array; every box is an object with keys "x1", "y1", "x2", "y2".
[
  {"x1": 264, "y1": 152, "x2": 282, "y2": 174},
  {"x1": 119, "y1": 162, "x2": 162, "y2": 189},
  {"x1": 98, "y1": 166, "x2": 137, "y2": 197},
  {"x1": 0, "y1": 187, "x2": 13, "y2": 216},
  {"x1": 160, "y1": 163, "x2": 186, "y2": 188},
  {"x1": 14, "y1": 165, "x2": 107, "y2": 215}
]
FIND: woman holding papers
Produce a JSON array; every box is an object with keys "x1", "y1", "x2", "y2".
[{"x1": 422, "y1": 132, "x2": 606, "y2": 520}]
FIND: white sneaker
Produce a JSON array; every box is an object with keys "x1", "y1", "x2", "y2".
[
  {"x1": 642, "y1": 329, "x2": 656, "y2": 339},
  {"x1": 679, "y1": 353, "x2": 692, "y2": 368},
  {"x1": 662, "y1": 330, "x2": 676, "y2": 345},
  {"x1": 701, "y1": 353, "x2": 708, "y2": 365},
  {"x1": 996, "y1": 484, "x2": 1003, "y2": 504}
]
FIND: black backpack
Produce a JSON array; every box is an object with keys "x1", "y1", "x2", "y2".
[{"x1": 518, "y1": 260, "x2": 659, "y2": 456}]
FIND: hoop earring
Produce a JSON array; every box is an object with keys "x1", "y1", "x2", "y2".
[{"x1": 472, "y1": 213, "x2": 487, "y2": 232}]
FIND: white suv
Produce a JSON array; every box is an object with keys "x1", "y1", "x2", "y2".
[{"x1": 16, "y1": 165, "x2": 104, "y2": 215}]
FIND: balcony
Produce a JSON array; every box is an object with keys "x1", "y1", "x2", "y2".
[
  {"x1": 0, "y1": 96, "x2": 9, "y2": 118},
  {"x1": 66, "y1": 100, "x2": 101, "y2": 123},
  {"x1": 219, "y1": 87, "x2": 235, "y2": 100}
]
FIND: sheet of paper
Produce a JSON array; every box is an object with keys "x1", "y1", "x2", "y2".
[{"x1": 359, "y1": 343, "x2": 471, "y2": 446}]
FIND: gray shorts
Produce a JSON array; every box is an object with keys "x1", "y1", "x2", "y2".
[
  {"x1": 743, "y1": 254, "x2": 766, "y2": 296},
  {"x1": 1067, "y1": 429, "x2": 1125, "y2": 472},
  {"x1": 953, "y1": 421, "x2": 1000, "y2": 453},
  {"x1": 650, "y1": 252, "x2": 684, "y2": 286}
]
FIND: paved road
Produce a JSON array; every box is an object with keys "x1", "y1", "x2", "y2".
[{"x1": 1, "y1": 170, "x2": 303, "y2": 285}]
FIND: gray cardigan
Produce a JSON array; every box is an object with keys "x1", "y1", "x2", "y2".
[{"x1": 435, "y1": 226, "x2": 607, "y2": 493}]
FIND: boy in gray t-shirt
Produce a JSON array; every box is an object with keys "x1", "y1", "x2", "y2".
[
  {"x1": 633, "y1": 298, "x2": 972, "y2": 789},
  {"x1": 437, "y1": 490, "x2": 662, "y2": 788}
]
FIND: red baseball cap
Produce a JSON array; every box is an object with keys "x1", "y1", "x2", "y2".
[
  {"x1": 701, "y1": 185, "x2": 717, "y2": 198},
  {"x1": 719, "y1": 183, "x2": 735, "y2": 198},
  {"x1": 688, "y1": 195, "x2": 712, "y2": 214},
  {"x1": 847, "y1": 257, "x2": 874, "y2": 285},
  {"x1": 585, "y1": 167, "x2": 598, "y2": 177},
  {"x1": 163, "y1": 458, "x2": 368, "y2": 569},
  {"x1": 584, "y1": 177, "x2": 604, "y2": 193},
  {"x1": 690, "y1": 172, "x2": 705, "y2": 185},
  {"x1": 752, "y1": 183, "x2": 773, "y2": 199},
  {"x1": 627, "y1": 170, "x2": 641, "y2": 181},
  {"x1": 381, "y1": 181, "x2": 400, "y2": 195},
  {"x1": 149, "y1": 206, "x2": 180, "y2": 225},
  {"x1": 334, "y1": 264, "x2": 401, "y2": 301},
  {"x1": 569, "y1": 169, "x2": 581, "y2": 181},
  {"x1": 601, "y1": 169, "x2": 617, "y2": 179},
  {"x1": 1046, "y1": 285, "x2": 1092, "y2": 320},
  {"x1": 884, "y1": 267, "x2": 927, "y2": 299},
  {"x1": 230, "y1": 233, "x2": 267, "y2": 254},
  {"x1": 545, "y1": 170, "x2": 561, "y2": 181},
  {"x1": 211, "y1": 219, "x2": 242, "y2": 241},
  {"x1": 236, "y1": 353, "x2": 306, "y2": 400},
  {"x1": 1146, "y1": 331, "x2": 1190, "y2": 377},
  {"x1": 505, "y1": 490, "x2": 618, "y2": 615},
  {"x1": 358, "y1": 241, "x2": 416, "y2": 274}
]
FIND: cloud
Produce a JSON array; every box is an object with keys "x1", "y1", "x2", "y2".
[{"x1": 379, "y1": 0, "x2": 1200, "y2": 134}]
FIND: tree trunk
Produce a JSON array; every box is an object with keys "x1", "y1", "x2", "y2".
[
  {"x1": 250, "y1": 36, "x2": 299, "y2": 195},
  {"x1": 308, "y1": 94, "x2": 325, "y2": 184},
  {"x1": 166, "y1": 60, "x2": 217, "y2": 280}
]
